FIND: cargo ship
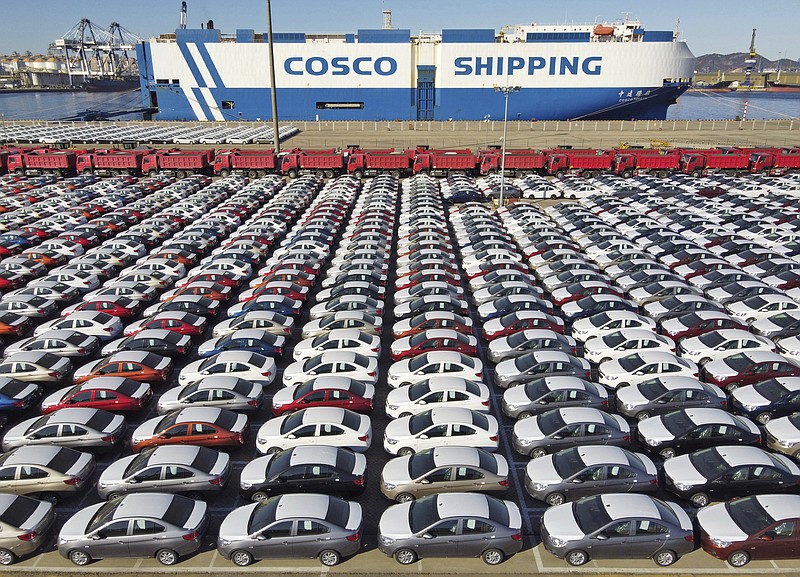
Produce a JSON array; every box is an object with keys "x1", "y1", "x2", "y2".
[{"x1": 135, "y1": 16, "x2": 695, "y2": 122}]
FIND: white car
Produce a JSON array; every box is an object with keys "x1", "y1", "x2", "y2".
[
  {"x1": 393, "y1": 281, "x2": 464, "y2": 305},
  {"x1": 776, "y1": 335, "x2": 800, "y2": 363},
  {"x1": 383, "y1": 407, "x2": 499, "y2": 456},
  {"x1": 387, "y1": 352, "x2": 483, "y2": 389},
  {"x1": 598, "y1": 351, "x2": 699, "y2": 390},
  {"x1": 301, "y1": 311, "x2": 383, "y2": 339},
  {"x1": 282, "y1": 351, "x2": 379, "y2": 386},
  {"x1": 679, "y1": 329, "x2": 776, "y2": 366},
  {"x1": 583, "y1": 329, "x2": 676, "y2": 364},
  {"x1": 211, "y1": 311, "x2": 294, "y2": 338},
  {"x1": 725, "y1": 294, "x2": 800, "y2": 324},
  {"x1": 179, "y1": 351, "x2": 276, "y2": 387},
  {"x1": 571, "y1": 311, "x2": 657, "y2": 343},
  {"x1": 255, "y1": 407, "x2": 372, "y2": 454},
  {"x1": 292, "y1": 329, "x2": 381, "y2": 362},
  {"x1": 384, "y1": 378, "x2": 490, "y2": 419},
  {"x1": 34, "y1": 311, "x2": 123, "y2": 341}
]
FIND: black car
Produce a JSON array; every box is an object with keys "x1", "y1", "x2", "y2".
[
  {"x1": 238, "y1": 446, "x2": 366, "y2": 502},
  {"x1": 103, "y1": 330, "x2": 192, "y2": 358},
  {"x1": 729, "y1": 378, "x2": 800, "y2": 425},
  {"x1": 636, "y1": 408, "x2": 761, "y2": 460},
  {"x1": 561, "y1": 296, "x2": 638, "y2": 322},
  {"x1": 712, "y1": 283, "x2": 785, "y2": 305},
  {"x1": 662, "y1": 446, "x2": 800, "y2": 507}
]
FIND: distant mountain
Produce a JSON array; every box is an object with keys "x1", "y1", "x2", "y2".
[{"x1": 695, "y1": 53, "x2": 797, "y2": 73}]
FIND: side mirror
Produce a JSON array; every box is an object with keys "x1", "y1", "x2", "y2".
[
  {"x1": 571, "y1": 478, "x2": 584, "y2": 484},
  {"x1": 257, "y1": 534, "x2": 267, "y2": 541},
  {"x1": 93, "y1": 533, "x2": 105, "y2": 540},
  {"x1": 131, "y1": 476, "x2": 143, "y2": 484},
  {"x1": 287, "y1": 434, "x2": 296, "y2": 440},
  {"x1": 422, "y1": 533, "x2": 434, "y2": 540},
  {"x1": 552, "y1": 435, "x2": 563, "y2": 440},
  {"x1": 419, "y1": 434, "x2": 428, "y2": 440},
  {"x1": 595, "y1": 534, "x2": 608, "y2": 541},
  {"x1": 201, "y1": 371, "x2": 210, "y2": 376},
  {"x1": 759, "y1": 534, "x2": 774, "y2": 542},
  {"x1": 420, "y1": 479, "x2": 431, "y2": 485}
]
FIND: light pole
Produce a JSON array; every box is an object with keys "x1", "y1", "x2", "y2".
[
  {"x1": 266, "y1": 0, "x2": 281, "y2": 152},
  {"x1": 494, "y1": 84, "x2": 520, "y2": 206}
]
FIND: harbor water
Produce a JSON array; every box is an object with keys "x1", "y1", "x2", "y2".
[{"x1": 0, "y1": 89, "x2": 798, "y2": 123}]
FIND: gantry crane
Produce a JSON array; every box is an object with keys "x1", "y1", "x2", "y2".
[{"x1": 744, "y1": 28, "x2": 757, "y2": 88}]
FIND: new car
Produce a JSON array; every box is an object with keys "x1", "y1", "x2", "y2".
[
  {"x1": 41, "y1": 378, "x2": 152, "y2": 414},
  {"x1": 0, "y1": 494, "x2": 54, "y2": 565},
  {"x1": 0, "y1": 445, "x2": 94, "y2": 503},
  {"x1": 385, "y1": 378, "x2": 490, "y2": 419},
  {"x1": 292, "y1": 329, "x2": 380, "y2": 362},
  {"x1": 387, "y1": 352, "x2": 483, "y2": 389},
  {"x1": 571, "y1": 311, "x2": 656, "y2": 343},
  {"x1": 501, "y1": 377, "x2": 609, "y2": 419},
  {"x1": 256, "y1": 407, "x2": 371, "y2": 455},
  {"x1": 383, "y1": 408, "x2": 498, "y2": 456},
  {"x1": 4, "y1": 330, "x2": 100, "y2": 358},
  {"x1": 2, "y1": 407, "x2": 126, "y2": 452},
  {"x1": 270, "y1": 377, "x2": 375, "y2": 416},
  {"x1": 615, "y1": 377, "x2": 727, "y2": 420},
  {"x1": 179, "y1": 351, "x2": 276, "y2": 387},
  {"x1": 301, "y1": 311, "x2": 382, "y2": 339},
  {"x1": 730, "y1": 377, "x2": 800, "y2": 425},
  {"x1": 495, "y1": 351, "x2": 591, "y2": 389},
  {"x1": 73, "y1": 351, "x2": 172, "y2": 385},
  {"x1": 702, "y1": 352, "x2": 800, "y2": 392},
  {"x1": 583, "y1": 329, "x2": 676, "y2": 365},
  {"x1": 157, "y1": 376, "x2": 264, "y2": 415},
  {"x1": 34, "y1": 311, "x2": 123, "y2": 341},
  {"x1": 0, "y1": 351, "x2": 72, "y2": 385},
  {"x1": 130, "y1": 407, "x2": 248, "y2": 452}
]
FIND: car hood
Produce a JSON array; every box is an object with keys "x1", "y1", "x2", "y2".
[
  {"x1": 240, "y1": 455, "x2": 273, "y2": 486},
  {"x1": 525, "y1": 456, "x2": 562, "y2": 485},
  {"x1": 384, "y1": 418, "x2": 411, "y2": 439},
  {"x1": 659, "y1": 318, "x2": 684, "y2": 334},
  {"x1": 696, "y1": 504, "x2": 748, "y2": 542},
  {"x1": 59, "y1": 502, "x2": 102, "y2": 541},
  {"x1": 541, "y1": 502, "x2": 584, "y2": 541},
  {"x1": 614, "y1": 385, "x2": 648, "y2": 407},
  {"x1": 72, "y1": 358, "x2": 103, "y2": 379},
  {"x1": 513, "y1": 417, "x2": 545, "y2": 441},
  {"x1": 219, "y1": 502, "x2": 258, "y2": 540},
  {"x1": 99, "y1": 454, "x2": 135, "y2": 484},
  {"x1": 662, "y1": 455, "x2": 706, "y2": 486},
  {"x1": 381, "y1": 456, "x2": 412, "y2": 485},
  {"x1": 636, "y1": 417, "x2": 673, "y2": 442},
  {"x1": 131, "y1": 416, "x2": 160, "y2": 442},
  {"x1": 703, "y1": 360, "x2": 737, "y2": 378},
  {"x1": 730, "y1": 386, "x2": 769, "y2": 407},
  {"x1": 378, "y1": 502, "x2": 413, "y2": 539},
  {"x1": 765, "y1": 417, "x2": 800, "y2": 443}
]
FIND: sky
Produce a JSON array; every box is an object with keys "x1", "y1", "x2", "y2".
[{"x1": 1, "y1": 0, "x2": 797, "y2": 61}]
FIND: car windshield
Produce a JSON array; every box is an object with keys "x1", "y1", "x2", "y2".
[
  {"x1": 507, "y1": 331, "x2": 534, "y2": 348},
  {"x1": 86, "y1": 410, "x2": 115, "y2": 432},
  {"x1": 408, "y1": 356, "x2": 430, "y2": 372},
  {"x1": 770, "y1": 314, "x2": 800, "y2": 328},
  {"x1": 724, "y1": 354, "x2": 753, "y2": 372},
  {"x1": 409, "y1": 495, "x2": 441, "y2": 534},
  {"x1": 249, "y1": 498, "x2": 280, "y2": 534},
  {"x1": 661, "y1": 411, "x2": 694, "y2": 436},
  {"x1": 752, "y1": 379, "x2": 790, "y2": 401},
  {"x1": 573, "y1": 495, "x2": 612, "y2": 535},
  {"x1": 618, "y1": 355, "x2": 645, "y2": 372},
  {"x1": 602, "y1": 332, "x2": 627, "y2": 348},
  {"x1": 552, "y1": 447, "x2": 585, "y2": 478},
  {"x1": 689, "y1": 448, "x2": 729, "y2": 479},
  {"x1": 727, "y1": 498, "x2": 775, "y2": 536},
  {"x1": 589, "y1": 313, "x2": 612, "y2": 328},
  {"x1": 745, "y1": 296, "x2": 769, "y2": 309},
  {"x1": 637, "y1": 379, "x2": 669, "y2": 400},
  {"x1": 266, "y1": 450, "x2": 293, "y2": 477},
  {"x1": 516, "y1": 354, "x2": 541, "y2": 371},
  {"x1": 280, "y1": 411, "x2": 306, "y2": 434},
  {"x1": 538, "y1": 410, "x2": 567, "y2": 435},
  {"x1": 409, "y1": 412, "x2": 434, "y2": 435},
  {"x1": 678, "y1": 313, "x2": 703, "y2": 326},
  {"x1": 408, "y1": 382, "x2": 431, "y2": 401},
  {"x1": 698, "y1": 332, "x2": 727, "y2": 348},
  {"x1": 88, "y1": 500, "x2": 121, "y2": 533}
]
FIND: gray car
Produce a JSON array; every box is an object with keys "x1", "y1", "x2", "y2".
[
  {"x1": 502, "y1": 377, "x2": 609, "y2": 419},
  {"x1": 96, "y1": 445, "x2": 231, "y2": 500},
  {"x1": 512, "y1": 407, "x2": 631, "y2": 458},
  {"x1": 2, "y1": 407, "x2": 126, "y2": 452},
  {"x1": 540, "y1": 493, "x2": 694, "y2": 566},
  {"x1": 615, "y1": 377, "x2": 728, "y2": 420},
  {"x1": 217, "y1": 493, "x2": 362, "y2": 566},
  {"x1": 377, "y1": 492, "x2": 522, "y2": 565},
  {"x1": 380, "y1": 446, "x2": 509, "y2": 502},
  {"x1": 0, "y1": 493, "x2": 55, "y2": 565},
  {"x1": 3, "y1": 330, "x2": 100, "y2": 359},
  {"x1": 525, "y1": 445, "x2": 658, "y2": 506},
  {"x1": 487, "y1": 329, "x2": 577, "y2": 363},
  {"x1": 58, "y1": 493, "x2": 208, "y2": 566},
  {"x1": 0, "y1": 446, "x2": 95, "y2": 504},
  {"x1": 156, "y1": 376, "x2": 264, "y2": 415}
]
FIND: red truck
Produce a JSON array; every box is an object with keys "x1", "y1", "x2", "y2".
[
  {"x1": 412, "y1": 149, "x2": 478, "y2": 176},
  {"x1": 680, "y1": 148, "x2": 750, "y2": 176},
  {"x1": 748, "y1": 147, "x2": 800, "y2": 176},
  {"x1": 543, "y1": 149, "x2": 614, "y2": 177},
  {"x1": 280, "y1": 149, "x2": 345, "y2": 178},
  {"x1": 213, "y1": 149, "x2": 279, "y2": 177},
  {"x1": 479, "y1": 149, "x2": 547, "y2": 176},
  {"x1": 346, "y1": 148, "x2": 413, "y2": 178},
  {"x1": 6, "y1": 149, "x2": 81, "y2": 176},
  {"x1": 612, "y1": 149, "x2": 681, "y2": 177},
  {"x1": 75, "y1": 149, "x2": 147, "y2": 176},
  {"x1": 141, "y1": 149, "x2": 214, "y2": 178}
]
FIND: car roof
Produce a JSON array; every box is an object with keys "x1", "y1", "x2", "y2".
[
  {"x1": 575, "y1": 446, "x2": 636, "y2": 467},
  {"x1": 715, "y1": 446, "x2": 783, "y2": 467},
  {"x1": 434, "y1": 493, "x2": 499, "y2": 520},
  {"x1": 44, "y1": 407, "x2": 104, "y2": 424},
  {"x1": 144, "y1": 445, "x2": 205, "y2": 466},
  {"x1": 112, "y1": 493, "x2": 179, "y2": 520},
  {"x1": 78, "y1": 377, "x2": 138, "y2": 391},
  {"x1": 750, "y1": 495, "x2": 800, "y2": 521},
  {"x1": 683, "y1": 408, "x2": 741, "y2": 426},
  {"x1": 558, "y1": 407, "x2": 609, "y2": 424},
  {"x1": 274, "y1": 493, "x2": 335, "y2": 521},
  {"x1": 598, "y1": 494, "x2": 663, "y2": 521},
  {"x1": 107, "y1": 351, "x2": 158, "y2": 362},
  {"x1": 2, "y1": 445, "x2": 71, "y2": 466},
  {"x1": 735, "y1": 351, "x2": 795, "y2": 363},
  {"x1": 285, "y1": 445, "x2": 343, "y2": 467},
  {"x1": 175, "y1": 407, "x2": 226, "y2": 423},
  {"x1": 299, "y1": 407, "x2": 348, "y2": 424},
  {"x1": 428, "y1": 407, "x2": 482, "y2": 423},
  {"x1": 431, "y1": 447, "x2": 488, "y2": 467}
]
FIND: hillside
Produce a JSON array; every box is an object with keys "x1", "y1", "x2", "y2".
[{"x1": 695, "y1": 53, "x2": 796, "y2": 73}]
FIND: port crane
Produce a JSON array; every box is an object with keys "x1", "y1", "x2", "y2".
[
  {"x1": 744, "y1": 28, "x2": 757, "y2": 88},
  {"x1": 52, "y1": 19, "x2": 141, "y2": 85}
]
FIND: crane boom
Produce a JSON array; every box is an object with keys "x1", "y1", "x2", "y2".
[{"x1": 744, "y1": 28, "x2": 757, "y2": 88}]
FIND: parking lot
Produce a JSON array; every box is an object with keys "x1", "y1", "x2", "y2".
[{"x1": 0, "y1": 165, "x2": 798, "y2": 575}]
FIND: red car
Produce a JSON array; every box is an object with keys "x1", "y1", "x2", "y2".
[
  {"x1": 0, "y1": 311, "x2": 32, "y2": 336},
  {"x1": 392, "y1": 312, "x2": 474, "y2": 339},
  {"x1": 390, "y1": 329, "x2": 478, "y2": 361},
  {"x1": 660, "y1": 311, "x2": 748, "y2": 341},
  {"x1": 261, "y1": 259, "x2": 320, "y2": 278},
  {"x1": 240, "y1": 282, "x2": 308, "y2": 303},
  {"x1": 396, "y1": 270, "x2": 461, "y2": 291},
  {"x1": 0, "y1": 271, "x2": 25, "y2": 291},
  {"x1": 63, "y1": 297, "x2": 142, "y2": 319},
  {"x1": 550, "y1": 283, "x2": 623, "y2": 306},
  {"x1": 250, "y1": 270, "x2": 315, "y2": 289},
  {"x1": 124, "y1": 312, "x2": 207, "y2": 337},
  {"x1": 679, "y1": 260, "x2": 736, "y2": 280},
  {"x1": 41, "y1": 377, "x2": 153, "y2": 414},
  {"x1": 58, "y1": 231, "x2": 99, "y2": 248},
  {"x1": 701, "y1": 352, "x2": 800, "y2": 391},
  {"x1": 271, "y1": 379, "x2": 374, "y2": 416},
  {"x1": 177, "y1": 272, "x2": 241, "y2": 289},
  {"x1": 524, "y1": 241, "x2": 580, "y2": 259},
  {"x1": 482, "y1": 311, "x2": 565, "y2": 340}
]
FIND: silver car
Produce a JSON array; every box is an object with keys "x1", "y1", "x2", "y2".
[
  {"x1": 0, "y1": 493, "x2": 55, "y2": 565},
  {"x1": 487, "y1": 329, "x2": 577, "y2": 363},
  {"x1": 0, "y1": 352, "x2": 72, "y2": 385},
  {"x1": 97, "y1": 445, "x2": 231, "y2": 500},
  {"x1": 540, "y1": 493, "x2": 694, "y2": 567},
  {"x1": 57, "y1": 493, "x2": 208, "y2": 566},
  {"x1": 377, "y1": 492, "x2": 522, "y2": 565},
  {"x1": 525, "y1": 445, "x2": 658, "y2": 506},
  {"x1": 3, "y1": 330, "x2": 100, "y2": 358},
  {"x1": 502, "y1": 377, "x2": 609, "y2": 419},
  {"x1": 0, "y1": 445, "x2": 95, "y2": 503},
  {"x1": 217, "y1": 493, "x2": 362, "y2": 566},
  {"x1": 2, "y1": 407, "x2": 126, "y2": 452},
  {"x1": 157, "y1": 376, "x2": 264, "y2": 415}
]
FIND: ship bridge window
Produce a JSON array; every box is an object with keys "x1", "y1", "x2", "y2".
[
  {"x1": 222, "y1": 101, "x2": 235, "y2": 109},
  {"x1": 172, "y1": 79, "x2": 180, "y2": 85},
  {"x1": 316, "y1": 102, "x2": 364, "y2": 110},
  {"x1": 156, "y1": 79, "x2": 169, "y2": 85}
]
